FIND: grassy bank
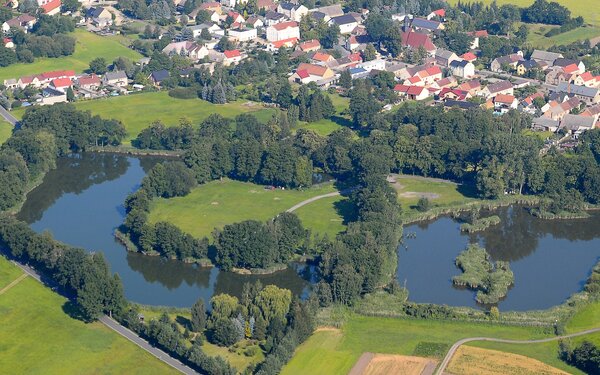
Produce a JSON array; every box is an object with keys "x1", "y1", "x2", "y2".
[
  {"x1": 0, "y1": 257, "x2": 178, "y2": 374},
  {"x1": 0, "y1": 121, "x2": 12, "y2": 144},
  {"x1": 0, "y1": 29, "x2": 141, "y2": 83},
  {"x1": 148, "y1": 179, "x2": 341, "y2": 239}
]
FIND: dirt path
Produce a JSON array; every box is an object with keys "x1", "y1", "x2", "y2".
[
  {"x1": 348, "y1": 352, "x2": 375, "y2": 375},
  {"x1": 435, "y1": 327, "x2": 600, "y2": 375},
  {"x1": 0, "y1": 274, "x2": 27, "y2": 295},
  {"x1": 286, "y1": 191, "x2": 342, "y2": 213}
]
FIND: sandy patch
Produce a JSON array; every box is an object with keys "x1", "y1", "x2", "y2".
[
  {"x1": 350, "y1": 353, "x2": 436, "y2": 375},
  {"x1": 447, "y1": 346, "x2": 569, "y2": 375},
  {"x1": 273, "y1": 197, "x2": 281, "y2": 201},
  {"x1": 211, "y1": 202, "x2": 219, "y2": 205}
]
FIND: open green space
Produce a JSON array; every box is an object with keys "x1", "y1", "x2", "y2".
[
  {"x1": 0, "y1": 121, "x2": 13, "y2": 145},
  {"x1": 391, "y1": 174, "x2": 476, "y2": 216},
  {"x1": 71, "y1": 92, "x2": 278, "y2": 143},
  {"x1": 0, "y1": 257, "x2": 178, "y2": 374},
  {"x1": 566, "y1": 301, "x2": 600, "y2": 333},
  {"x1": 293, "y1": 195, "x2": 351, "y2": 239},
  {"x1": 520, "y1": 22, "x2": 600, "y2": 47},
  {"x1": 0, "y1": 259, "x2": 22, "y2": 288},
  {"x1": 445, "y1": 0, "x2": 599, "y2": 27},
  {"x1": 0, "y1": 29, "x2": 141, "y2": 84},
  {"x1": 148, "y1": 179, "x2": 339, "y2": 239},
  {"x1": 296, "y1": 93, "x2": 350, "y2": 136},
  {"x1": 282, "y1": 314, "x2": 559, "y2": 375}
]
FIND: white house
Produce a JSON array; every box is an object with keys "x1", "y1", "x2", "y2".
[
  {"x1": 329, "y1": 14, "x2": 358, "y2": 34},
  {"x1": 266, "y1": 21, "x2": 299, "y2": 42},
  {"x1": 277, "y1": 2, "x2": 308, "y2": 22},
  {"x1": 2, "y1": 14, "x2": 36, "y2": 33},
  {"x1": 190, "y1": 23, "x2": 224, "y2": 38},
  {"x1": 449, "y1": 60, "x2": 475, "y2": 79},
  {"x1": 357, "y1": 59, "x2": 386, "y2": 72},
  {"x1": 228, "y1": 27, "x2": 257, "y2": 42}
]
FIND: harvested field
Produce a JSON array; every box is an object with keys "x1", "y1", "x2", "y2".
[
  {"x1": 447, "y1": 346, "x2": 569, "y2": 375},
  {"x1": 349, "y1": 353, "x2": 436, "y2": 375}
]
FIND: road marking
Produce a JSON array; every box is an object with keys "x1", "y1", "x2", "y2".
[{"x1": 0, "y1": 274, "x2": 28, "y2": 295}]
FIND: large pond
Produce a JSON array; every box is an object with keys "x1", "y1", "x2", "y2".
[
  {"x1": 18, "y1": 153, "x2": 314, "y2": 308},
  {"x1": 399, "y1": 207, "x2": 600, "y2": 311}
]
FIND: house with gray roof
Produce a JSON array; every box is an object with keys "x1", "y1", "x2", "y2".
[
  {"x1": 560, "y1": 114, "x2": 596, "y2": 136},
  {"x1": 531, "y1": 50, "x2": 564, "y2": 66},
  {"x1": 556, "y1": 82, "x2": 600, "y2": 104},
  {"x1": 102, "y1": 71, "x2": 128, "y2": 87},
  {"x1": 435, "y1": 49, "x2": 459, "y2": 67}
]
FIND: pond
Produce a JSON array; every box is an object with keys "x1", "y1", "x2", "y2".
[
  {"x1": 17, "y1": 153, "x2": 314, "y2": 308},
  {"x1": 398, "y1": 207, "x2": 600, "y2": 311}
]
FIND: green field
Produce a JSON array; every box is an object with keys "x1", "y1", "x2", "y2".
[
  {"x1": 293, "y1": 195, "x2": 351, "y2": 239},
  {"x1": 0, "y1": 29, "x2": 141, "y2": 84},
  {"x1": 0, "y1": 121, "x2": 12, "y2": 144},
  {"x1": 296, "y1": 93, "x2": 350, "y2": 136},
  {"x1": 521, "y1": 23, "x2": 600, "y2": 47},
  {"x1": 148, "y1": 179, "x2": 340, "y2": 238},
  {"x1": 71, "y1": 92, "x2": 278, "y2": 143},
  {"x1": 445, "y1": 0, "x2": 599, "y2": 27},
  {"x1": 0, "y1": 257, "x2": 178, "y2": 374},
  {"x1": 282, "y1": 314, "x2": 570, "y2": 375}
]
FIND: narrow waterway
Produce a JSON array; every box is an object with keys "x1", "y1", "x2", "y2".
[{"x1": 18, "y1": 153, "x2": 313, "y2": 308}]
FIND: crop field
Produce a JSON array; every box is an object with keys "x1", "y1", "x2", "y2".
[
  {"x1": 282, "y1": 314, "x2": 564, "y2": 375},
  {"x1": 0, "y1": 257, "x2": 178, "y2": 374},
  {"x1": 0, "y1": 29, "x2": 141, "y2": 83},
  {"x1": 447, "y1": 346, "x2": 568, "y2": 375},
  {"x1": 148, "y1": 179, "x2": 340, "y2": 238},
  {"x1": 71, "y1": 92, "x2": 278, "y2": 143}
]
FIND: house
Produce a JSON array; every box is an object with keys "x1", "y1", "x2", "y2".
[
  {"x1": 461, "y1": 52, "x2": 477, "y2": 63},
  {"x1": 410, "y1": 17, "x2": 444, "y2": 32},
  {"x1": 394, "y1": 84, "x2": 431, "y2": 101},
  {"x1": 86, "y1": 7, "x2": 113, "y2": 28},
  {"x1": 449, "y1": 60, "x2": 475, "y2": 78},
  {"x1": 37, "y1": 70, "x2": 76, "y2": 85},
  {"x1": 77, "y1": 74, "x2": 101, "y2": 90},
  {"x1": 580, "y1": 104, "x2": 600, "y2": 126},
  {"x1": 162, "y1": 41, "x2": 197, "y2": 56},
  {"x1": 257, "y1": 0, "x2": 277, "y2": 11},
  {"x1": 38, "y1": 0, "x2": 61, "y2": 15},
  {"x1": 266, "y1": 21, "x2": 299, "y2": 42},
  {"x1": 102, "y1": 71, "x2": 128, "y2": 87},
  {"x1": 223, "y1": 49, "x2": 243, "y2": 65},
  {"x1": 49, "y1": 78, "x2": 73, "y2": 92},
  {"x1": 3, "y1": 78, "x2": 17, "y2": 88},
  {"x1": 556, "y1": 82, "x2": 600, "y2": 104},
  {"x1": 466, "y1": 30, "x2": 488, "y2": 49},
  {"x1": 17, "y1": 75, "x2": 41, "y2": 89},
  {"x1": 438, "y1": 87, "x2": 470, "y2": 101},
  {"x1": 531, "y1": 50, "x2": 563, "y2": 66},
  {"x1": 434, "y1": 49, "x2": 459, "y2": 67},
  {"x1": 427, "y1": 8, "x2": 445, "y2": 20},
  {"x1": 227, "y1": 11, "x2": 245, "y2": 24},
  {"x1": 346, "y1": 34, "x2": 371, "y2": 51},
  {"x1": 553, "y1": 58, "x2": 585, "y2": 73},
  {"x1": 40, "y1": 87, "x2": 67, "y2": 105},
  {"x1": 246, "y1": 16, "x2": 264, "y2": 29},
  {"x1": 521, "y1": 92, "x2": 545, "y2": 112},
  {"x1": 198, "y1": 1, "x2": 221, "y2": 12},
  {"x1": 290, "y1": 63, "x2": 334, "y2": 84},
  {"x1": 490, "y1": 53, "x2": 522, "y2": 72},
  {"x1": 277, "y1": 2, "x2": 308, "y2": 22},
  {"x1": 545, "y1": 68, "x2": 576, "y2": 86},
  {"x1": 542, "y1": 97, "x2": 581, "y2": 120},
  {"x1": 560, "y1": 114, "x2": 596, "y2": 137},
  {"x1": 189, "y1": 44, "x2": 209, "y2": 60},
  {"x1": 516, "y1": 60, "x2": 539, "y2": 76},
  {"x1": 432, "y1": 76, "x2": 457, "y2": 90},
  {"x1": 400, "y1": 30, "x2": 436, "y2": 53},
  {"x1": 266, "y1": 37, "x2": 298, "y2": 51},
  {"x1": 264, "y1": 11, "x2": 287, "y2": 26},
  {"x1": 228, "y1": 27, "x2": 257, "y2": 42},
  {"x1": 298, "y1": 39, "x2": 321, "y2": 52},
  {"x1": 330, "y1": 14, "x2": 359, "y2": 34},
  {"x1": 309, "y1": 4, "x2": 343, "y2": 22},
  {"x1": 149, "y1": 70, "x2": 170, "y2": 86},
  {"x1": 456, "y1": 80, "x2": 481, "y2": 96},
  {"x1": 2, "y1": 14, "x2": 36, "y2": 33},
  {"x1": 3, "y1": 37, "x2": 14, "y2": 48},
  {"x1": 532, "y1": 116, "x2": 560, "y2": 132},
  {"x1": 190, "y1": 23, "x2": 224, "y2": 38},
  {"x1": 493, "y1": 94, "x2": 518, "y2": 114},
  {"x1": 357, "y1": 59, "x2": 386, "y2": 73},
  {"x1": 573, "y1": 72, "x2": 600, "y2": 88},
  {"x1": 221, "y1": 0, "x2": 236, "y2": 8},
  {"x1": 312, "y1": 51, "x2": 335, "y2": 64},
  {"x1": 480, "y1": 80, "x2": 513, "y2": 98}
]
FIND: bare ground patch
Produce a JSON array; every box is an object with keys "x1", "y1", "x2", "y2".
[
  {"x1": 398, "y1": 192, "x2": 440, "y2": 200},
  {"x1": 447, "y1": 346, "x2": 569, "y2": 375},
  {"x1": 349, "y1": 353, "x2": 437, "y2": 375}
]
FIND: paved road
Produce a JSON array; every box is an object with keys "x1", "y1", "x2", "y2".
[
  {"x1": 8, "y1": 259, "x2": 198, "y2": 375},
  {"x1": 0, "y1": 106, "x2": 18, "y2": 126},
  {"x1": 435, "y1": 327, "x2": 600, "y2": 375}
]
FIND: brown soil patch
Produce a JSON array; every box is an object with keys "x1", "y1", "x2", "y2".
[
  {"x1": 398, "y1": 192, "x2": 440, "y2": 200},
  {"x1": 447, "y1": 346, "x2": 569, "y2": 375},
  {"x1": 350, "y1": 353, "x2": 436, "y2": 375}
]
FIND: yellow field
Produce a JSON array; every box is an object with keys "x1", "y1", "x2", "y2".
[
  {"x1": 361, "y1": 354, "x2": 434, "y2": 375},
  {"x1": 447, "y1": 346, "x2": 569, "y2": 375}
]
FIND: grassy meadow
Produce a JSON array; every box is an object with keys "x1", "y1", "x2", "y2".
[
  {"x1": 0, "y1": 257, "x2": 178, "y2": 375},
  {"x1": 0, "y1": 121, "x2": 13, "y2": 144},
  {"x1": 521, "y1": 23, "x2": 600, "y2": 47},
  {"x1": 0, "y1": 29, "x2": 141, "y2": 83},
  {"x1": 293, "y1": 194, "x2": 351, "y2": 239},
  {"x1": 296, "y1": 93, "x2": 350, "y2": 136},
  {"x1": 282, "y1": 314, "x2": 577, "y2": 375},
  {"x1": 148, "y1": 179, "x2": 341, "y2": 238}
]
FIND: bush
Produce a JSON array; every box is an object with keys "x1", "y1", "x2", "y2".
[
  {"x1": 11, "y1": 100, "x2": 21, "y2": 109},
  {"x1": 168, "y1": 87, "x2": 198, "y2": 99},
  {"x1": 416, "y1": 197, "x2": 431, "y2": 212}
]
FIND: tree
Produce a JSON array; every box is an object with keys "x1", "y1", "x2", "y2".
[
  {"x1": 89, "y1": 57, "x2": 108, "y2": 74},
  {"x1": 66, "y1": 87, "x2": 75, "y2": 102},
  {"x1": 200, "y1": 28, "x2": 211, "y2": 41},
  {"x1": 210, "y1": 294, "x2": 239, "y2": 322},
  {"x1": 191, "y1": 298, "x2": 207, "y2": 332},
  {"x1": 320, "y1": 24, "x2": 340, "y2": 49},
  {"x1": 216, "y1": 36, "x2": 234, "y2": 52},
  {"x1": 363, "y1": 44, "x2": 377, "y2": 61},
  {"x1": 0, "y1": 46, "x2": 17, "y2": 67},
  {"x1": 338, "y1": 69, "x2": 352, "y2": 89},
  {"x1": 62, "y1": 0, "x2": 81, "y2": 12},
  {"x1": 212, "y1": 319, "x2": 239, "y2": 346},
  {"x1": 416, "y1": 197, "x2": 430, "y2": 212},
  {"x1": 255, "y1": 285, "x2": 292, "y2": 323}
]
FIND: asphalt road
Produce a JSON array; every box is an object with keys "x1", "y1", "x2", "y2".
[
  {"x1": 9, "y1": 259, "x2": 198, "y2": 375},
  {"x1": 0, "y1": 106, "x2": 18, "y2": 126},
  {"x1": 435, "y1": 327, "x2": 600, "y2": 375}
]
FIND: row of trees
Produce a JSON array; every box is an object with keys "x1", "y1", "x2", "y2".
[{"x1": 559, "y1": 340, "x2": 600, "y2": 374}]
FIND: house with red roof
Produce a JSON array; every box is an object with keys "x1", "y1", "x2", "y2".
[
  {"x1": 37, "y1": 70, "x2": 76, "y2": 84},
  {"x1": 38, "y1": 0, "x2": 61, "y2": 15},
  {"x1": 394, "y1": 84, "x2": 431, "y2": 101},
  {"x1": 312, "y1": 52, "x2": 334, "y2": 64},
  {"x1": 289, "y1": 63, "x2": 334, "y2": 84},
  {"x1": 438, "y1": 87, "x2": 470, "y2": 101},
  {"x1": 461, "y1": 52, "x2": 477, "y2": 63},
  {"x1": 227, "y1": 11, "x2": 245, "y2": 24},
  {"x1": 493, "y1": 94, "x2": 518, "y2": 114},
  {"x1": 266, "y1": 21, "x2": 299, "y2": 42},
  {"x1": 3, "y1": 37, "x2": 14, "y2": 48},
  {"x1": 50, "y1": 77, "x2": 73, "y2": 92},
  {"x1": 77, "y1": 74, "x2": 101, "y2": 90},
  {"x1": 266, "y1": 37, "x2": 298, "y2": 51},
  {"x1": 427, "y1": 8, "x2": 445, "y2": 20},
  {"x1": 573, "y1": 72, "x2": 600, "y2": 88},
  {"x1": 298, "y1": 39, "x2": 321, "y2": 53},
  {"x1": 223, "y1": 49, "x2": 243, "y2": 66},
  {"x1": 400, "y1": 30, "x2": 436, "y2": 53}
]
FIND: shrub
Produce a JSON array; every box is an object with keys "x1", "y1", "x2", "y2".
[
  {"x1": 168, "y1": 87, "x2": 198, "y2": 99},
  {"x1": 416, "y1": 197, "x2": 431, "y2": 212}
]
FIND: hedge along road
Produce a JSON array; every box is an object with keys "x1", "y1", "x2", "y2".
[{"x1": 435, "y1": 327, "x2": 600, "y2": 375}]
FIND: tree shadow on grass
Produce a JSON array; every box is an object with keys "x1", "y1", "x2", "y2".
[
  {"x1": 457, "y1": 181, "x2": 479, "y2": 199},
  {"x1": 333, "y1": 198, "x2": 358, "y2": 226},
  {"x1": 176, "y1": 315, "x2": 191, "y2": 329},
  {"x1": 62, "y1": 300, "x2": 89, "y2": 322}
]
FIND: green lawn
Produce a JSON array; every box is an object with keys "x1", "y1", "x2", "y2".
[
  {"x1": 0, "y1": 257, "x2": 178, "y2": 375},
  {"x1": 521, "y1": 22, "x2": 600, "y2": 47},
  {"x1": 148, "y1": 179, "x2": 340, "y2": 239},
  {"x1": 391, "y1": 174, "x2": 476, "y2": 216},
  {"x1": 445, "y1": 0, "x2": 599, "y2": 27},
  {"x1": 0, "y1": 121, "x2": 13, "y2": 145},
  {"x1": 293, "y1": 195, "x2": 351, "y2": 239},
  {"x1": 0, "y1": 259, "x2": 22, "y2": 288},
  {"x1": 282, "y1": 314, "x2": 559, "y2": 375},
  {"x1": 0, "y1": 29, "x2": 141, "y2": 84},
  {"x1": 72, "y1": 92, "x2": 278, "y2": 143},
  {"x1": 566, "y1": 301, "x2": 600, "y2": 334}
]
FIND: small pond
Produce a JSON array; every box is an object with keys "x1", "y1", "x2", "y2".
[
  {"x1": 17, "y1": 153, "x2": 314, "y2": 308},
  {"x1": 398, "y1": 207, "x2": 600, "y2": 311}
]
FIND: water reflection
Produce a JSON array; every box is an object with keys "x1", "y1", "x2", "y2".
[
  {"x1": 18, "y1": 153, "x2": 312, "y2": 307},
  {"x1": 399, "y1": 207, "x2": 600, "y2": 311}
]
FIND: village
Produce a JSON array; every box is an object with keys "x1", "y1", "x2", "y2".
[{"x1": 1, "y1": 0, "x2": 600, "y2": 143}]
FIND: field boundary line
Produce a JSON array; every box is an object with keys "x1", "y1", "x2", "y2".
[{"x1": 0, "y1": 274, "x2": 28, "y2": 295}]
